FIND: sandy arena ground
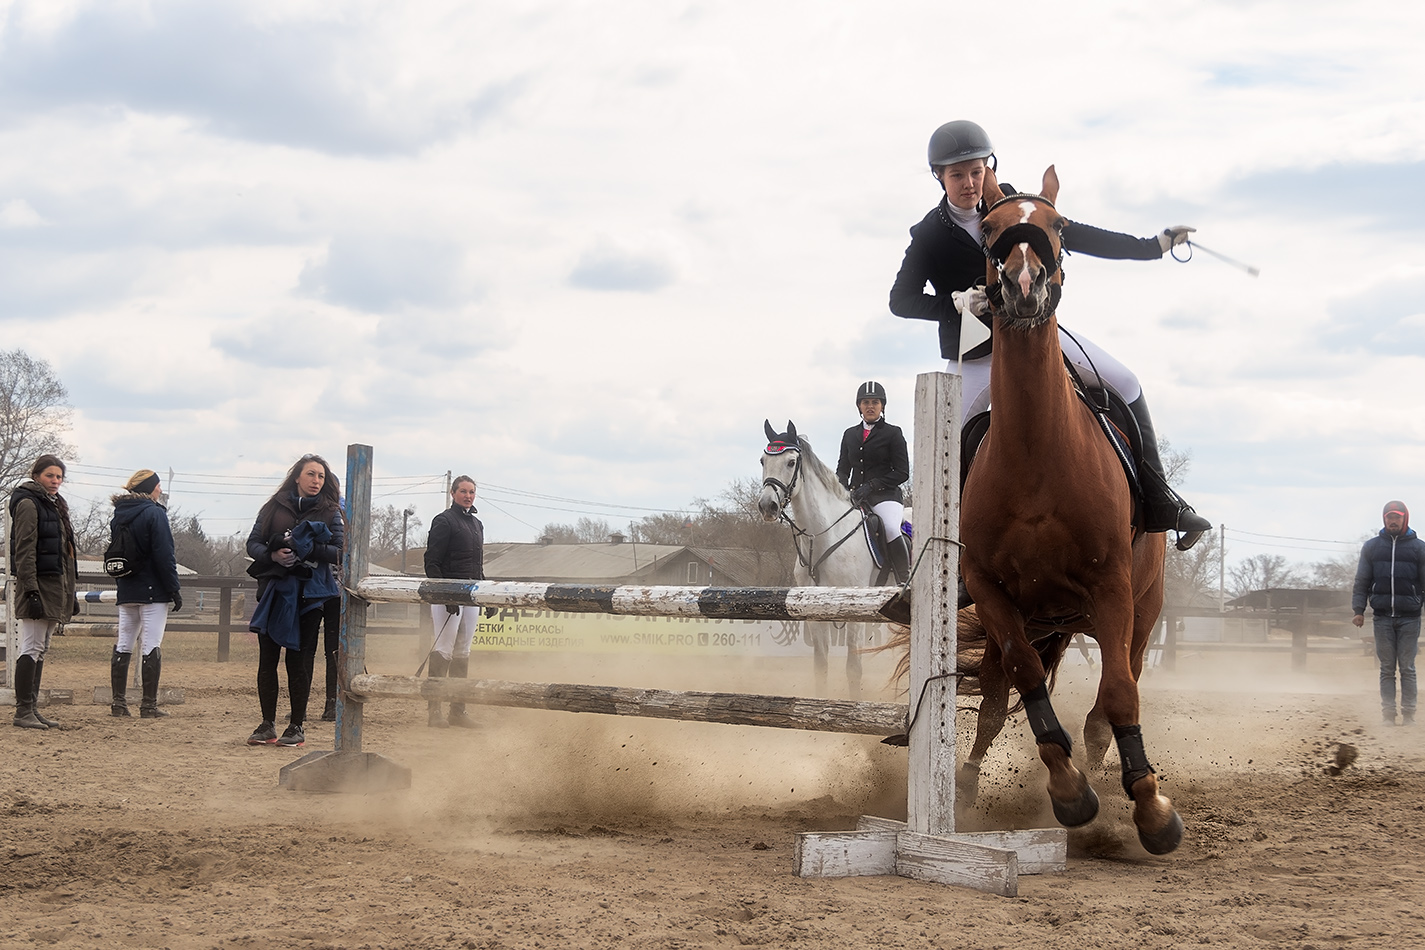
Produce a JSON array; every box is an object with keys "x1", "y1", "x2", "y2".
[{"x1": 4, "y1": 630, "x2": 1425, "y2": 950}]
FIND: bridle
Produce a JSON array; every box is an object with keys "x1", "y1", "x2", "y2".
[
  {"x1": 980, "y1": 193, "x2": 1065, "y2": 316},
  {"x1": 762, "y1": 442, "x2": 863, "y2": 585}
]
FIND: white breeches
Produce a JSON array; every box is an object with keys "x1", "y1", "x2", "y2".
[
  {"x1": 870, "y1": 500, "x2": 905, "y2": 542},
  {"x1": 950, "y1": 327, "x2": 1142, "y2": 422},
  {"x1": 430, "y1": 605, "x2": 480, "y2": 659},
  {"x1": 18, "y1": 619, "x2": 55, "y2": 660},
  {"x1": 117, "y1": 602, "x2": 171, "y2": 655}
]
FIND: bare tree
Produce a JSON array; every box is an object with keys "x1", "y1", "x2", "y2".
[
  {"x1": 70, "y1": 497, "x2": 113, "y2": 557},
  {"x1": 1160, "y1": 439, "x2": 1224, "y2": 606},
  {"x1": 1310, "y1": 546, "x2": 1365, "y2": 590},
  {"x1": 538, "y1": 517, "x2": 613, "y2": 545},
  {"x1": 370, "y1": 504, "x2": 423, "y2": 561},
  {"x1": 1228, "y1": 554, "x2": 1307, "y2": 598},
  {"x1": 0, "y1": 349, "x2": 76, "y2": 492}
]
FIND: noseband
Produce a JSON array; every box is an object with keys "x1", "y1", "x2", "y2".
[
  {"x1": 762, "y1": 441, "x2": 802, "y2": 510},
  {"x1": 980, "y1": 193, "x2": 1064, "y2": 314}
]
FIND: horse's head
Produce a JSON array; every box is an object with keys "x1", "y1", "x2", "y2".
[
  {"x1": 759, "y1": 419, "x2": 801, "y2": 520},
  {"x1": 981, "y1": 164, "x2": 1065, "y2": 328}
]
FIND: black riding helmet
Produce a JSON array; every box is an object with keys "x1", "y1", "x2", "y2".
[
  {"x1": 856, "y1": 380, "x2": 887, "y2": 409},
  {"x1": 928, "y1": 120, "x2": 995, "y2": 171}
]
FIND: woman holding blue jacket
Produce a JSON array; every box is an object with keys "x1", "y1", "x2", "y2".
[
  {"x1": 244, "y1": 454, "x2": 344, "y2": 749},
  {"x1": 108, "y1": 469, "x2": 182, "y2": 718}
]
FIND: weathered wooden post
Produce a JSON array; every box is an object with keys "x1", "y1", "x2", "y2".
[
  {"x1": 279, "y1": 444, "x2": 411, "y2": 792},
  {"x1": 216, "y1": 584, "x2": 232, "y2": 662},
  {"x1": 791, "y1": 371, "x2": 1065, "y2": 895}
]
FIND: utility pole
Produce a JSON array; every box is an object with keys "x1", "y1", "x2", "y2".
[
  {"x1": 1219, "y1": 523, "x2": 1226, "y2": 612},
  {"x1": 400, "y1": 506, "x2": 416, "y2": 573}
]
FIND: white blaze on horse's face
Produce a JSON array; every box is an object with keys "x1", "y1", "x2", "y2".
[
  {"x1": 758, "y1": 450, "x2": 800, "y2": 521},
  {"x1": 1017, "y1": 200, "x2": 1037, "y2": 224},
  {"x1": 1016, "y1": 244, "x2": 1035, "y2": 297}
]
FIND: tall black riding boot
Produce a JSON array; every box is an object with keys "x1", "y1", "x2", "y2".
[
  {"x1": 887, "y1": 535, "x2": 912, "y2": 586},
  {"x1": 1127, "y1": 395, "x2": 1212, "y2": 551},
  {"x1": 425, "y1": 652, "x2": 450, "y2": 728},
  {"x1": 140, "y1": 649, "x2": 170, "y2": 718},
  {"x1": 111, "y1": 649, "x2": 133, "y2": 717},
  {"x1": 11, "y1": 655, "x2": 46, "y2": 730},
  {"x1": 32, "y1": 658, "x2": 60, "y2": 728},
  {"x1": 447, "y1": 655, "x2": 477, "y2": 728}
]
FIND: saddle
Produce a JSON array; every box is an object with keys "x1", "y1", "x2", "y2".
[
  {"x1": 858, "y1": 507, "x2": 911, "y2": 576},
  {"x1": 961, "y1": 384, "x2": 1144, "y2": 524}
]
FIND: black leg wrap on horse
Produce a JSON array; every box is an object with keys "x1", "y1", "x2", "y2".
[
  {"x1": 1113, "y1": 723, "x2": 1156, "y2": 797},
  {"x1": 1023, "y1": 683, "x2": 1073, "y2": 757}
]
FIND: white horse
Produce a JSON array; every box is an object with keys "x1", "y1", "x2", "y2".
[{"x1": 758, "y1": 420, "x2": 898, "y2": 699}]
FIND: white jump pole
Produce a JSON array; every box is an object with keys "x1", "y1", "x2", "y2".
[{"x1": 791, "y1": 371, "x2": 1067, "y2": 895}]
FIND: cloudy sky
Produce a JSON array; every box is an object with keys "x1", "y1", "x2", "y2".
[{"x1": 3, "y1": 0, "x2": 1422, "y2": 571}]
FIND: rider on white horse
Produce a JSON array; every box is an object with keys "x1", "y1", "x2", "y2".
[
  {"x1": 888, "y1": 119, "x2": 1212, "y2": 551},
  {"x1": 836, "y1": 381, "x2": 912, "y2": 584}
]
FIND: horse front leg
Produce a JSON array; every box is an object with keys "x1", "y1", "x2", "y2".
[
  {"x1": 844, "y1": 622, "x2": 863, "y2": 700},
  {"x1": 958, "y1": 636, "x2": 1009, "y2": 805},
  {"x1": 1096, "y1": 613, "x2": 1183, "y2": 855},
  {"x1": 972, "y1": 587, "x2": 1098, "y2": 828},
  {"x1": 807, "y1": 621, "x2": 829, "y2": 695}
]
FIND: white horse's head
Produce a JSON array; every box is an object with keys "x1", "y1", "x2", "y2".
[{"x1": 759, "y1": 419, "x2": 801, "y2": 521}]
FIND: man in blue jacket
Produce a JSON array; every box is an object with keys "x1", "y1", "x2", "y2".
[{"x1": 1352, "y1": 500, "x2": 1425, "y2": 725}]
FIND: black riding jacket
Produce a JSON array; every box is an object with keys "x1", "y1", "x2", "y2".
[
  {"x1": 425, "y1": 505, "x2": 485, "y2": 580},
  {"x1": 889, "y1": 193, "x2": 1164, "y2": 360},
  {"x1": 836, "y1": 417, "x2": 909, "y2": 506}
]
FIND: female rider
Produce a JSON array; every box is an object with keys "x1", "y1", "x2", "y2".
[
  {"x1": 8, "y1": 454, "x2": 78, "y2": 730},
  {"x1": 889, "y1": 119, "x2": 1210, "y2": 550},
  {"x1": 422, "y1": 475, "x2": 485, "y2": 729},
  {"x1": 108, "y1": 469, "x2": 182, "y2": 718},
  {"x1": 836, "y1": 381, "x2": 911, "y2": 584}
]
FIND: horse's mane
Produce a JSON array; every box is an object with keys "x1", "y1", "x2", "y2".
[{"x1": 796, "y1": 436, "x2": 846, "y2": 499}]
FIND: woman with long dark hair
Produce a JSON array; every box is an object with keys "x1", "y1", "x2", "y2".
[
  {"x1": 244, "y1": 454, "x2": 344, "y2": 748},
  {"x1": 8, "y1": 454, "x2": 78, "y2": 730}
]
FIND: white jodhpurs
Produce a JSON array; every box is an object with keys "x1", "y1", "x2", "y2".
[
  {"x1": 116, "y1": 602, "x2": 171, "y2": 655},
  {"x1": 949, "y1": 326, "x2": 1142, "y2": 422},
  {"x1": 18, "y1": 619, "x2": 55, "y2": 660},
  {"x1": 870, "y1": 500, "x2": 905, "y2": 542},
  {"x1": 430, "y1": 605, "x2": 480, "y2": 660}
]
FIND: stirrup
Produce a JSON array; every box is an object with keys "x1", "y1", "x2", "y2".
[{"x1": 1173, "y1": 506, "x2": 1212, "y2": 551}]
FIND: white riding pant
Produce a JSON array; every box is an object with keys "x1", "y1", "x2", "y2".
[
  {"x1": 116, "y1": 602, "x2": 170, "y2": 655},
  {"x1": 430, "y1": 605, "x2": 479, "y2": 659},
  {"x1": 870, "y1": 500, "x2": 905, "y2": 542},
  {"x1": 18, "y1": 619, "x2": 55, "y2": 660},
  {"x1": 950, "y1": 326, "x2": 1142, "y2": 423}
]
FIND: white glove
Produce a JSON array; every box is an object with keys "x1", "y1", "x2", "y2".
[
  {"x1": 951, "y1": 287, "x2": 989, "y2": 317},
  {"x1": 1157, "y1": 225, "x2": 1195, "y2": 253}
]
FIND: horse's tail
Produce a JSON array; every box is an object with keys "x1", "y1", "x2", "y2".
[
  {"x1": 1003, "y1": 631, "x2": 1074, "y2": 715},
  {"x1": 873, "y1": 606, "x2": 987, "y2": 696}
]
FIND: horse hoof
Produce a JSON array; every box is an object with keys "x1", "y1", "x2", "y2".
[
  {"x1": 955, "y1": 763, "x2": 981, "y2": 805},
  {"x1": 1051, "y1": 783, "x2": 1100, "y2": 828},
  {"x1": 1138, "y1": 808, "x2": 1184, "y2": 855}
]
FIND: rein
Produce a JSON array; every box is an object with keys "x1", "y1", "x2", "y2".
[{"x1": 762, "y1": 446, "x2": 864, "y2": 585}]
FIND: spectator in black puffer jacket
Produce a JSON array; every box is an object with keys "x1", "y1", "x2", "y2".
[
  {"x1": 422, "y1": 475, "x2": 485, "y2": 729},
  {"x1": 108, "y1": 469, "x2": 182, "y2": 719},
  {"x1": 8, "y1": 454, "x2": 78, "y2": 730},
  {"x1": 1352, "y1": 500, "x2": 1425, "y2": 726}
]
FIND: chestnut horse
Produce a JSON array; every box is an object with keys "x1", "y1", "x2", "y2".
[{"x1": 959, "y1": 165, "x2": 1182, "y2": 854}]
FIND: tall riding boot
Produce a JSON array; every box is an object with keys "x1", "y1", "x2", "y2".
[
  {"x1": 322, "y1": 650, "x2": 338, "y2": 721},
  {"x1": 887, "y1": 535, "x2": 912, "y2": 586},
  {"x1": 11, "y1": 655, "x2": 47, "y2": 730},
  {"x1": 1127, "y1": 395, "x2": 1212, "y2": 551},
  {"x1": 446, "y1": 655, "x2": 477, "y2": 728},
  {"x1": 140, "y1": 649, "x2": 170, "y2": 718},
  {"x1": 32, "y1": 658, "x2": 60, "y2": 728},
  {"x1": 111, "y1": 649, "x2": 133, "y2": 717},
  {"x1": 426, "y1": 652, "x2": 450, "y2": 728}
]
